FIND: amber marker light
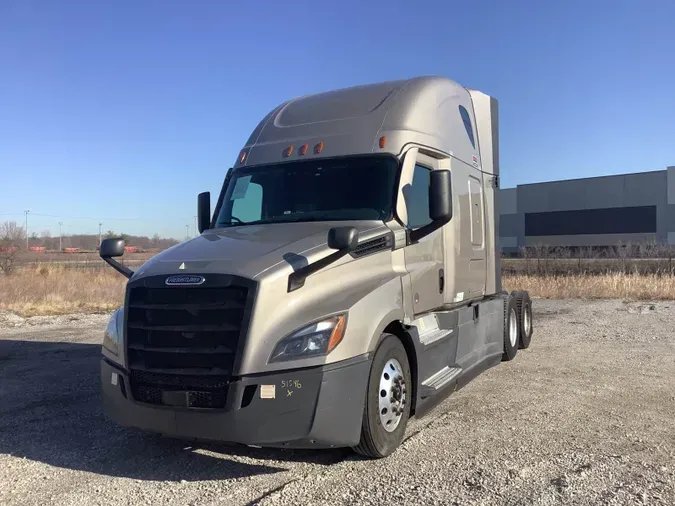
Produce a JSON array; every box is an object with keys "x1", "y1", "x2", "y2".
[{"x1": 327, "y1": 314, "x2": 347, "y2": 353}]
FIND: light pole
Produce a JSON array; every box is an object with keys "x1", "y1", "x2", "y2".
[
  {"x1": 194, "y1": 216, "x2": 198, "y2": 237},
  {"x1": 24, "y1": 210, "x2": 30, "y2": 249},
  {"x1": 58, "y1": 222, "x2": 63, "y2": 251},
  {"x1": 185, "y1": 224, "x2": 190, "y2": 240},
  {"x1": 98, "y1": 222, "x2": 103, "y2": 248}
]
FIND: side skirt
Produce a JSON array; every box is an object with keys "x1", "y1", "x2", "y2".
[{"x1": 413, "y1": 352, "x2": 502, "y2": 419}]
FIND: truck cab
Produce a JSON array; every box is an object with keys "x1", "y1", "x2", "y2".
[{"x1": 99, "y1": 76, "x2": 533, "y2": 458}]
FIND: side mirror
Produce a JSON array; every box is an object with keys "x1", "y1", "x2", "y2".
[
  {"x1": 429, "y1": 169, "x2": 452, "y2": 221},
  {"x1": 198, "y1": 192, "x2": 211, "y2": 233},
  {"x1": 328, "y1": 226, "x2": 359, "y2": 251},
  {"x1": 99, "y1": 237, "x2": 134, "y2": 279},
  {"x1": 100, "y1": 238, "x2": 125, "y2": 258},
  {"x1": 287, "y1": 226, "x2": 360, "y2": 292},
  {"x1": 409, "y1": 169, "x2": 453, "y2": 243}
]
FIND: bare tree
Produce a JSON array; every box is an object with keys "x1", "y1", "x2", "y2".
[
  {"x1": 577, "y1": 246, "x2": 595, "y2": 274},
  {"x1": 519, "y1": 246, "x2": 533, "y2": 275},
  {"x1": 613, "y1": 241, "x2": 632, "y2": 274},
  {"x1": 531, "y1": 243, "x2": 551, "y2": 275},
  {"x1": 0, "y1": 221, "x2": 25, "y2": 274}
]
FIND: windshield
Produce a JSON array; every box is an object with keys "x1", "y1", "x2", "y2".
[{"x1": 215, "y1": 155, "x2": 399, "y2": 227}]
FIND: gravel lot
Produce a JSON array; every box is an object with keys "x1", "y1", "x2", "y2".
[{"x1": 1, "y1": 299, "x2": 674, "y2": 506}]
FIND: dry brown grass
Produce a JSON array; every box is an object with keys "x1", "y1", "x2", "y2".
[
  {"x1": 2, "y1": 265, "x2": 675, "y2": 317},
  {"x1": 0, "y1": 264, "x2": 126, "y2": 317},
  {"x1": 503, "y1": 273, "x2": 675, "y2": 300}
]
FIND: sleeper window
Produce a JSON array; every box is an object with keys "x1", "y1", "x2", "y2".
[{"x1": 459, "y1": 105, "x2": 476, "y2": 149}]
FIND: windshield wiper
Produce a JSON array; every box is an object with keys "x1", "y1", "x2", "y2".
[{"x1": 219, "y1": 216, "x2": 324, "y2": 227}]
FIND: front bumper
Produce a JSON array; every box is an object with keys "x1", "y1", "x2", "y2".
[{"x1": 100, "y1": 355, "x2": 370, "y2": 449}]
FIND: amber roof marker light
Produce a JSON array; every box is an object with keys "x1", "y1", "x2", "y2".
[
  {"x1": 379, "y1": 136, "x2": 387, "y2": 148},
  {"x1": 314, "y1": 141, "x2": 324, "y2": 154},
  {"x1": 299, "y1": 144, "x2": 308, "y2": 156},
  {"x1": 239, "y1": 150, "x2": 247, "y2": 163},
  {"x1": 283, "y1": 145, "x2": 294, "y2": 158}
]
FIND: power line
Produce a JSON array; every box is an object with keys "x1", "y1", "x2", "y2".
[
  {"x1": 24, "y1": 210, "x2": 30, "y2": 249},
  {"x1": 2, "y1": 211, "x2": 197, "y2": 222},
  {"x1": 29, "y1": 212, "x2": 140, "y2": 221}
]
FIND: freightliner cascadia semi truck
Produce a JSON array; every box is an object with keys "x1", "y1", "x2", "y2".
[{"x1": 99, "y1": 76, "x2": 534, "y2": 458}]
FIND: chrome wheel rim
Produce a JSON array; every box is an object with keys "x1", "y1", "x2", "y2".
[
  {"x1": 524, "y1": 304, "x2": 531, "y2": 335},
  {"x1": 378, "y1": 358, "x2": 406, "y2": 433},
  {"x1": 509, "y1": 308, "x2": 518, "y2": 347}
]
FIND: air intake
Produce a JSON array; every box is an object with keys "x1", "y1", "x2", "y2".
[{"x1": 351, "y1": 234, "x2": 394, "y2": 258}]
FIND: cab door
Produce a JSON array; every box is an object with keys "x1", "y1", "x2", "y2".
[{"x1": 399, "y1": 150, "x2": 445, "y2": 316}]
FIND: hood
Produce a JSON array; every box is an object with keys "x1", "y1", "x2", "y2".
[{"x1": 131, "y1": 220, "x2": 387, "y2": 281}]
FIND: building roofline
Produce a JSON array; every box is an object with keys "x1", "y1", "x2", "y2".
[{"x1": 501, "y1": 167, "x2": 669, "y2": 190}]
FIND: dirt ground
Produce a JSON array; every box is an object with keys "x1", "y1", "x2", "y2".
[{"x1": 0, "y1": 299, "x2": 674, "y2": 506}]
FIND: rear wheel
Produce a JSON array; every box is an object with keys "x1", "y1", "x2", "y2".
[
  {"x1": 502, "y1": 295, "x2": 519, "y2": 361},
  {"x1": 353, "y1": 334, "x2": 411, "y2": 459},
  {"x1": 512, "y1": 291, "x2": 533, "y2": 349}
]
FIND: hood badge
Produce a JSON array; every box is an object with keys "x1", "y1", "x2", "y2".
[
  {"x1": 179, "y1": 262, "x2": 186, "y2": 270},
  {"x1": 165, "y1": 275, "x2": 205, "y2": 286}
]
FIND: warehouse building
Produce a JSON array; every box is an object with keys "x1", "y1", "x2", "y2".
[{"x1": 499, "y1": 165, "x2": 675, "y2": 253}]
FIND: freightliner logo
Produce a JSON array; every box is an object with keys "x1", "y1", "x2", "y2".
[{"x1": 165, "y1": 275, "x2": 206, "y2": 286}]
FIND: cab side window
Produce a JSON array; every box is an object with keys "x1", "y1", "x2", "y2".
[{"x1": 405, "y1": 164, "x2": 433, "y2": 229}]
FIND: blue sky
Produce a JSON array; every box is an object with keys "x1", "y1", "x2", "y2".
[{"x1": 1, "y1": 0, "x2": 673, "y2": 239}]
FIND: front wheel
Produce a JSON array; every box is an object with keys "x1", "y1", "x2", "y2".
[{"x1": 353, "y1": 334, "x2": 411, "y2": 458}]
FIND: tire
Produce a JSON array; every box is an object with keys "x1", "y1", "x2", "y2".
[
  {"x1": 512, "y1": 291, "x2": 533, "y2": 349},
  {"x1": 353, "y1": 334, "x2": 411, "y2": 459},
  {"x1": 501, "y1": 294, "x2": 519, "y2": 361}
]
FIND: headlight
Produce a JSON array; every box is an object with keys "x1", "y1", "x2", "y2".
[
  {"x1": 103, "y1": 308, "x2": 124, "y2": 357},
  {"x1": 269, "y1": 314, "x2": 347, "y2": 363}
]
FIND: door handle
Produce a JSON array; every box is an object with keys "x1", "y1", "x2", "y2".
[{"x1": 438, "y1": 268, "x2": 444, "y2": 294}]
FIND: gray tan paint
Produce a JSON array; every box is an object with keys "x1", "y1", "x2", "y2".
[
  {"x1": 468, "y1": 90, "x2": 501, "y2": 295},
  {"x1": 236, "y1": 76, "x2": 488, "y2": 175},
  {"x1": 122, "y1": 76, "x2": 502, "y2": 375}
]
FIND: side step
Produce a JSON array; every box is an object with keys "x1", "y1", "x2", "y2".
[
  {"x1": 415, "y1": 314, "x2": 454, "y2": 347},
  {"x1": 420, "y1": 366, "x2": 462, "y2": 398}
]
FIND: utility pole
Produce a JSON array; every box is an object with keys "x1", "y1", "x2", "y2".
[
  {"x1": 58, "y1": 222, "x2": 63, "y2": 251},
  {"x1": 24, "y1": 210, "x2": 30, "y2": 249},
  {"x1": 98, "y1": 222, "x2": 103, "y2": 247},
  {"x1": 185, "y1": 224, "x2": 190, "y2": 240},
  {"x1": 194, "y1": 216, "x2": 198, "y2": 237}
]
